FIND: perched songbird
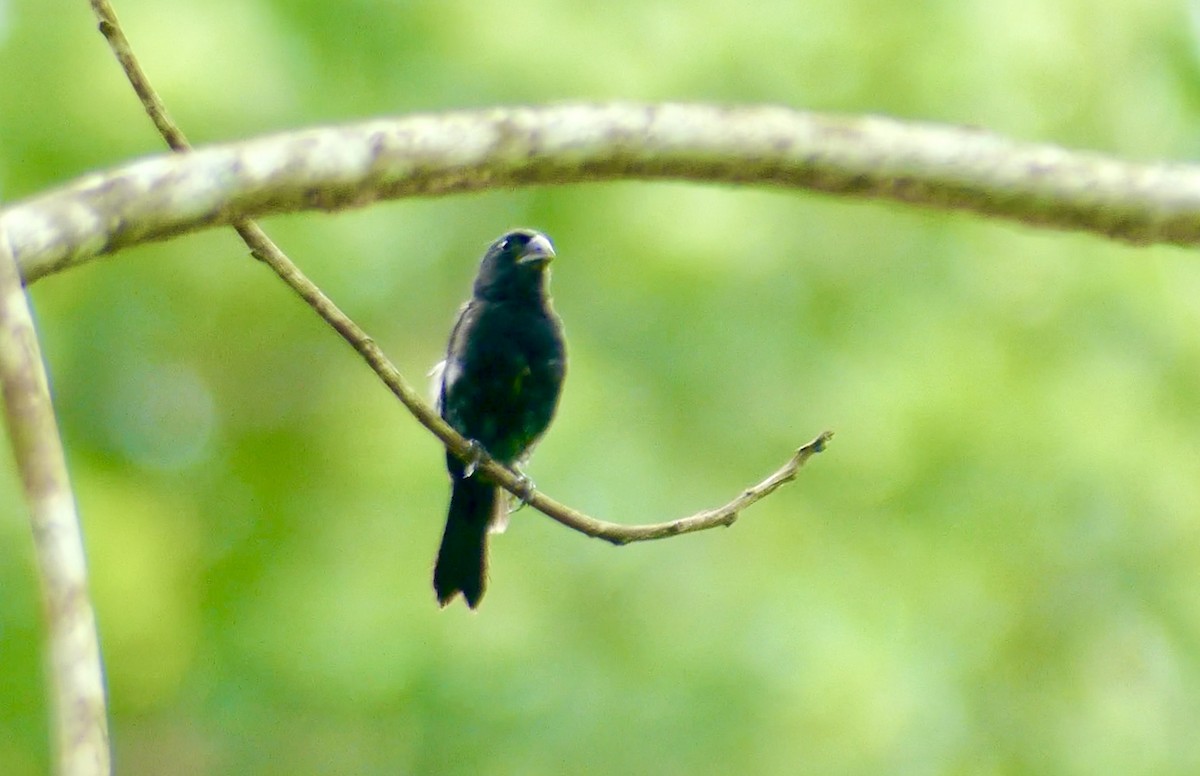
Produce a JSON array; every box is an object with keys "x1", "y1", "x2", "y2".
[{"x1": 433, "y1": 229, "x2": 567, "y2": 608}]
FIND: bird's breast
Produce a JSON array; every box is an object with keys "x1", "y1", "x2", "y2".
[{"x1": 439, "y1": 300, "x2": 565, "y2": 465}]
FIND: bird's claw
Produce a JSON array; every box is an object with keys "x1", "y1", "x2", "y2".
[
  {"x1": 462, "y1": 440, "x2": 483, "y2": 478},
  {"x1": 507, "y1": 472, "x2": 536, "y2": 513}
]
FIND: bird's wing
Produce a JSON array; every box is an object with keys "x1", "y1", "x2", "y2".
[{"x1": 436, "y1": 300, "x2": 478, "y2": 414}]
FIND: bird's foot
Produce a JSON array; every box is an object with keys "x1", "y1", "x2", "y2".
[
  {"x1": 461, "y1": 440, "x2": 484, "y2": 478},
  {"x1": 507, "y1": 472, "x2": 536, "y2": 513}
]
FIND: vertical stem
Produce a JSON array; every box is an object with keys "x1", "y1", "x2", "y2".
[{"x1": 0, "y1": 236, "x2": 110, "y2": 772}]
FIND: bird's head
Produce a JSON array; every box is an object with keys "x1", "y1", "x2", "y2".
[{"x1": 473, "y1": 229, "x2": 556, "y2": 301}]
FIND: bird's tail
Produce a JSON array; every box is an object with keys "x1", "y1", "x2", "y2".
[{"x1": 433, "y1": 474, "x2": 499, "y2": 608}]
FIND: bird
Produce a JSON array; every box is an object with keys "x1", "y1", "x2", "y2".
[{"x1": 432, "y1": 229, "x2": 567, "y2": 608}]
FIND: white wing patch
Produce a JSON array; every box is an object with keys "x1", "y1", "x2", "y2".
[
  {"x1": 430, "y1": 357, "x2": 465, "y2": 414},
  {"x1": 428, "y1": 359, "x2": 447, "y2": 412}
]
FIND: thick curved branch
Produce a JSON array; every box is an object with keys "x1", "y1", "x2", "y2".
[
  {"x1": 0, "y1": 232, "x2": 110, "y2": 772},
  {"x1": 4, "y1": 103, "x2": 1200, "y2": 285}
]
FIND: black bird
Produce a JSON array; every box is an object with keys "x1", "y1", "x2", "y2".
[{"x1": 433, "y1": 229, "x2": 567, "y2": 608}]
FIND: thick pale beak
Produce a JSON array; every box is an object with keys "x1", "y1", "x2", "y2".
[{"x1": 517, "y1": 233, "x2": 556, "y2": 265}]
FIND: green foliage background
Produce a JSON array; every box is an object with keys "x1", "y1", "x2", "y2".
[{"x1": 3, "y1": 0, "x2": 1200, "y2": 773}]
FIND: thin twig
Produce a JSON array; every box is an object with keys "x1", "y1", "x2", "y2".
[
  {"x1": 91, "y1": 1, "x2": 187, "y2": 152},
  {"x1": 0, "y1": 229, "x2": 110, "y2": 773},
  {"x1": 84, "y1": 0, "x2": 825, "y2": 545},
  {"x1": 525, "y1": 431, "x2": 834, "y2": 545}
]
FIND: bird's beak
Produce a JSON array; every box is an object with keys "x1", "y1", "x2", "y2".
[{"x1": 517, "y1": 234, "x2": 556, "y2": 265}]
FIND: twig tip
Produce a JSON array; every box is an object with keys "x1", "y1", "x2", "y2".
[{"x1": 803, "y1": 429, "x2": 834, "y2": 455}]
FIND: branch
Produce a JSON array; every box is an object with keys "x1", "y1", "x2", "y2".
[
  {"x1": 5, "y1": 103, "x2": 1200, "y2": 286},
  {"x1": 0, "y1": 227, "x2": 110, "y2": 772},
  {"x1": 80, "y1": 0, "x2": 828, "y2": 550},
  {"x1": 90, "y1": 0, "x2": 189, "y2": 152},
  {"x1": 525, "y1": 431, "x2": 833, "y2": 545}
]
